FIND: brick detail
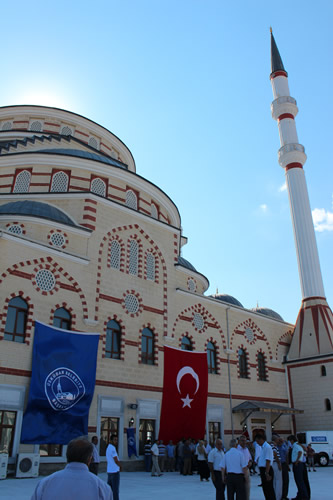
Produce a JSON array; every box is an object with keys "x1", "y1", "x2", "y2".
[
  {"x1": 178, "y1": 333, "x2": 196, "y2": 350},
  {"x1": 82, "y1": 198, "x2": 97, "y2": 231},
  {"x1": 275, "y1": 329, "x2": 293, "y2": 360},
  {"x1": 231, "y1": 318, "x2": 273, "y2": 360},
  {"x1": 47, "y1": 229, "x2": 69, "y2": 249},
  {"x1": 49, "y1": 303, "x2": 76, "y2": 329}
]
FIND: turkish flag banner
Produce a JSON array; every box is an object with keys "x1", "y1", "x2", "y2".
[{"x1": 158, "y1": 346, "x2": 208, "y2": 443}]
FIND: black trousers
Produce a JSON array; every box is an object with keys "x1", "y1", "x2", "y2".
[
  {"x1": 293, "y1": 462, "x2": 309, "y2": 500},
  {"x1": 213, "y1": 470, "x2": 225, "y2": 500},
  {"x1": 259, "y1": 466, "x2": 276, "y2": 500},
  {"x1": 226, "y1": 473, "x2": 246, "y2": 500},
  {"x1": 281, "y1": 462, "x2": 289, "y2": 499}
]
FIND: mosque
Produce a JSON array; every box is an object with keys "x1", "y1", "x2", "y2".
[{"x1": 0, "y1": 33, "x2": 332, "y2": 472}]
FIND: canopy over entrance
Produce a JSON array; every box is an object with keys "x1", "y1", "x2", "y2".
[{"x1": 232, "y1": 400, "x2": 303, "y2": 427}]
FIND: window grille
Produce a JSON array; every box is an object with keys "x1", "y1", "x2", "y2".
[
  {"x1": 245, "y1": 327, "x2": 254, "y2": 342},
  {"x1": 35, "y1": 269, "x2": 56, "y2": 292},
  {"x1": 91, "y1": 177, "x2": 106, "y2": 197},
  {"x1": 30, "y1": 121, "x2": 42, "y2": 132},
  {"x1": 51, "y1": 171, "x2": 69, "y2": 192},
  {"x1": 50, "y1": 233, "x2": 65, "y2": 247},
  {"x1": 124, "y1": 294, "x2": 139, "y2": 313},
  {"x1": 110, "y1": 240, "x2": 120, "y2": 270},
  {"x1": 193, "y1": 312, "x2": 204, "y2": 330},
  {"x1": 60, "y1": 126, "x2": 73, "y2": 136},
  {"x1": 7, "y1": 224, "x2": 23, "y2": 235},
  {"x1": 88, "y1": 137, "x2": 98, "y2": 149},
  {"x1": 146, "y1": 253, "x2": 155, "y2": 281},
  {"x1": 188, "y1": 279, "x2": 196, "y2": 292},
  {"x1": 13, "y1": 170, "x2": 31, "y2": 193},
  {"x1": 2, "y1": 121, "x2": 12, "y2": 131},
  {"x1": 126, "y1": 190, "x2": 137, "y2": 210},
  {"x1": 151, "y1": 203, "x2": 158, "y2": 219},
  {"x1": 129, "y1": 240, "x2": 138, "y2": 275}
]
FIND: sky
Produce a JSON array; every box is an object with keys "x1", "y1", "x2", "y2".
[{"x1": 1, "y1": 0, "x2": 332, "y2": 324}]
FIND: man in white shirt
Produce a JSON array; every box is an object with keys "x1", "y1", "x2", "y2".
[
  {"x1": 288, "y1": 435, "x2": 309, "y2": 500},
  {"x1": 208, "y1": 438, "x2": 226, "y2": 499},
  {"x1": 31, "y1": 438, "x2": 112, "y2": 500},
  {"x1": 151, "y1": 438, "x2": 163, "y2": 476},
  {"x1": 106, "y1": 434, "x2": 121, "y2": 500},
  {"x1": 255, "y1": 433, "x2": 276, "y2": 500},
  {"x1": 225, "y1": 439, "x2": 247, "y2": 500},
  {"x1": 237, "y1": 436, "x2": 252, "y2": 500}
]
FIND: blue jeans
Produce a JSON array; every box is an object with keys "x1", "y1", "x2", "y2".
[
  {"x1": 108, "y1": 471, "x2": 120, "y2": 500},
  {"x1": 144, "y1": 454, "x2": 152, "y2": 472}
]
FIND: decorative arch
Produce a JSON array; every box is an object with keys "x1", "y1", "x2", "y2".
[
  {"x1": 108, "y1": 235, "x2": 125, "y2": 272},
  {"x1": 205, "y1": 337, "x2": 220, "y2": 374},
  {"x1": 237, "y1": 344, "x2": 250, "y2": 379},
  {"x1": 179, "y1": 332, "x2": 195, "y2": 350},
  {"x1": 0, "y1": 290, "x2": 34, "y2": 345},
  {"x1": 144, "y1": 248, "x2": 159, "y2": 283},
  {"x1": 231, "y1": 318, "x2": 273, "y2": 360},
  {"x1": 275, "y1": 329, "x2": 293, "y2": 361},
  {"x1": 256, "y1": 349, "x2": 268, "y2": 382},
  {"x1": 127, "y1": 235, "x2": 142, "y2": 277},
  {"x1": 171, "y1": 303, "x2": 226, "y2": 348},
  {"x1": 95, "y1": 224, "x2": 168, "y2": 334},
  {"x1": 0, "y1": 256, "x2": 89, "y2": 320}
]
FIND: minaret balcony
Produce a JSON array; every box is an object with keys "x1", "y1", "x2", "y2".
[
  {"x1": 271, "y1": 96, "x2": 298, "y2": 120},
  {"x1": 278, "y1": 143, "x2": 307, "y2": 168}
]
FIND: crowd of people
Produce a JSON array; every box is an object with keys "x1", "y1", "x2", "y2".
[{"x1": 29, "y1": 432, "x2": 316, "y2": 500}]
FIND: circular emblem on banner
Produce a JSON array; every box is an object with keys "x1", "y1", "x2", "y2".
[{"x1": 45, "y1": 367, "x2": 85, "y2": 411}]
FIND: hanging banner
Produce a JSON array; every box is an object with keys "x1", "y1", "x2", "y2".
[
  {"x1": 127, "y1": 427, "x2": 138, "y2": 458},
  {"x1": 21, "y1": 321, "x2": 99, "y2": 444},
  {"x1": 158, "y1": 346, "x2": 208, "y2": 443}
]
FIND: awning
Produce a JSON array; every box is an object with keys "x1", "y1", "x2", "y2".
[{"x1": 232, "y1": 401, "x2": 303, "y2": 426}]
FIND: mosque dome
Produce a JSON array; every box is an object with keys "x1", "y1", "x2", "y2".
[
  {"x1": 210, "y1": 293, "x2": 244, "y2": 308},
  {"x1": 0, "y1": 200, "x2": 79, "y2": 227},
  {"x1": 252, "y1": 307, "x2": 284, "y2": 322},
  {"x1": 177, "y1": 256, "x2": 197, "y2": 272}
]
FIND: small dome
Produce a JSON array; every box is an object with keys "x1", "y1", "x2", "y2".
[
  {"x1": 177, "y1": 256, "x2": 197, "y2": 272},
  {"x1": 0, "y1": 201, "x2": 78, "y2": 227},
  {"x1": 210, "y1": 293, "x2": 244, "y2": 308},
  {"x1": 252, "y1": 307, "x2": 284, "y2": 322}
]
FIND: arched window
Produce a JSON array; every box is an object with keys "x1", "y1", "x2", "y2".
[
  {"x1": 325, "y1": 398, "x2": 331, "y2": 411},
  {"x1": 60, "y1": 125, "x2": 73, "y2": 136},
  {"x1": 238, "y1": 348, "x2": 248, "y2": 378},
  {"x1": 51, "y1": 171, "x2": 69, "y2": 192},
  {"x1": 126, "y1": 190, "x2": 137, "y2": 210},
  {"x1": 151, "y1": 203, "x2": 158, "y2": 219},
  {"x1": 13, "y1": 170, "x2": 31, "y2": 193},
  {"x1": 141, "y1": 328, "x2": 155, "y2": 365},
  {"x1": 146, "y1": 252, "x2": 155, "y2": 281},
  {"x1": 321, "y1": 365, "x2": 327, "y2": 377},
  {"x1": 257, "y1": 352, "x2": 267, "y2": 381},
  {"x1": 129, "y1": 240, "x2": 138, "y2": 275},
  {"x1": 105, "y1": 320, "x2": 121, "y2": 359},
  {"x1": 29, "y1": 121, "x2": 42, "y2": 132},
  {"x1": 91, "y1": 178, "x2": 106, "y2": 197},
  {"x1": 4, "y1": 296, "x2": 28, "y2": 343},
  {"x1": 53, "y1": 307, "x2": 71, "y2": 330},
  {"x1": 181, "y1": 336, "x2": 193, "y2": 351},
  {"x1": 207, "y1": 342, "x2": 217, "y2": 374},
  {"x1": 110, "y1": 240, "x2": 120, "y2": 270},
  {"x1": 88, "y1": 137, "x2": 98, "y2": 149}
]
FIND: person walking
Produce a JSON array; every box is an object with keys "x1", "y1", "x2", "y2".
[
  {"x1": 89, "y1": 435, "x2": 100, "y2": 475},
  {"x1": 271, "y1": 435, "x2": 283, "y2": 500},
  {"x1": 158, "y1": 439, "x2": 166, "y2": 472},
  {"x1": 31, "y1": 438, "x2": 112, "y2": 500},
  {"x1": 225, "y1": 439, "x2": 247, "y2": 500},
  {"x1": 306, "y1": 443, "x2": 316, "y2": 472},
  {"x1": 208, "y1": 438, "x2": 226, "y2": 500},
  {"x1": 277, "y1": 436, "x2": 290, "y2": 500},
  {"x1": 255, "y1": 432, "x2": 276, "y2": 500},
  {"x1": 151, "y1": 438, "x2": 163, "y2": 477},
  {"x1": 106, "y1": 434, "x2": 121, "y2": 500},
  {"x1": 237, "y1": 436, "x2": 252, "y2": 500}
]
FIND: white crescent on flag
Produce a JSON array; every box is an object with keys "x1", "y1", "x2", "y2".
[{"x1": 176, "y1": 366, "x2": 199, "y2": 394}]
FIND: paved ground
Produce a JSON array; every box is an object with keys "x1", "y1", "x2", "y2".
[{"x1": 1, "y1": 467, "x2": 332, "y2": 499}]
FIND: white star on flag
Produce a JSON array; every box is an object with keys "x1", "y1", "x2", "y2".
[{"x1": 181, "y1": 394, "x2": 193, "y2": 408}]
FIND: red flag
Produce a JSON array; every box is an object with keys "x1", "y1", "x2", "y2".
[{"x1": 158, "y1": 346, "x2": 208, "y2": 443}]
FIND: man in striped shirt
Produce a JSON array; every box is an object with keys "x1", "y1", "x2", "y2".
[{"x1": 271, "y1": 435, "x2": 282, "y2": 500}]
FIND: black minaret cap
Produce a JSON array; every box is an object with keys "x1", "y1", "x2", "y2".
[{"x1": 270, "y1": 28, "x2": 288, "y2": 77}]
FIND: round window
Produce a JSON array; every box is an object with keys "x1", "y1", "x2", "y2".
[
  {"x1": 124, "y1": 294, "x2": 139, "y2": 313},
  {"x1": 35, "y1": 269, "x2": 56, "y2": 292}
]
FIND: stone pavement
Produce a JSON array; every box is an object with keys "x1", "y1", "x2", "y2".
[{"x1": 1, "y1": 467, "x2": 332, "y2": 499}]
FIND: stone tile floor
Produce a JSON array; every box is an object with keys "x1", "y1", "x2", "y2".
[{"x1": 1, "y1": 467, "x2": 332, "y2": 499}]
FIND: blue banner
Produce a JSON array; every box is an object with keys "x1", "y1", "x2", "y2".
[
  {"x1": 21, "y1": 321, "x2": 99, "y2": 444},
  {"x1": 127, "y1": 427, "x2": 138, "y2": 458}
]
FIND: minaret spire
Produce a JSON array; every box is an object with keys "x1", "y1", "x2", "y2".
[{"x1": 270, "y1": 31, "x2": 333, "y2": 359}]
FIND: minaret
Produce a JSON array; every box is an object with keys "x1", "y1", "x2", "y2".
[{"x1": 270, "y1": 30, "x2": 333, "y2": 360}]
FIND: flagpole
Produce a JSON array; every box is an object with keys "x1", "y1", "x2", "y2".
[{"x1": 225, "y1": 308, "x2": 234, "y2": 439}]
